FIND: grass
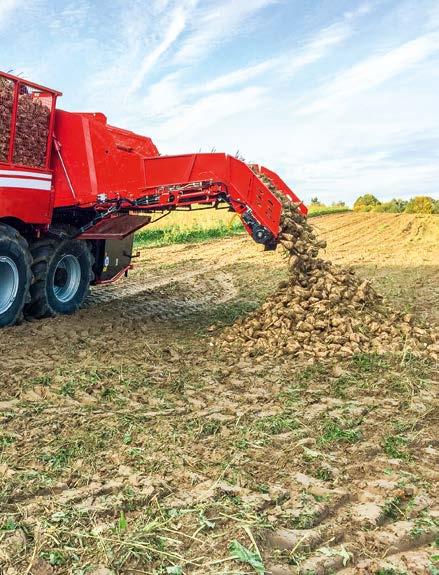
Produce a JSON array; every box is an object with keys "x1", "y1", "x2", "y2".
[
  {"x1": 318, "y1": 418, "x2": 362, "y2": 446},
  {"x1": 135, "y1": 218, "x2": 244, "y2": 248},
  {"x1": 308, "y1": 206, "x2": 351, "y2": 217},
  {"x1": 382, "y1": 434, "x2": 410, "y2": 460},
  {"x1": 134, "y1": 204, "x2": 351, "y2": 248},
  {"x1": 255, "y1": 413, "x2": 300, "y2": 435}
]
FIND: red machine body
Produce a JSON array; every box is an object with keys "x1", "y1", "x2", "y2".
[
  {"x1": 0, "y1": 71, "x2": 306, "y2": 235},
  {"x1": 0, "y1": 70, "x2": 307, "y2": 327}
]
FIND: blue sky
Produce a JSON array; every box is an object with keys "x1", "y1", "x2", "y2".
[{"x1": 1, "y1": 0, "x2": 438, "y2": 204}]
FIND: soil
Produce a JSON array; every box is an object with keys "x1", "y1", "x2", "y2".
[{"x1": 0, "y1": 212, "x2": 438, "y2": 575}]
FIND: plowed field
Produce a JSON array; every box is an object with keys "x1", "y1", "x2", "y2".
[{"x1": 0, "y1": 213, "x2": 438, "y2": 575}]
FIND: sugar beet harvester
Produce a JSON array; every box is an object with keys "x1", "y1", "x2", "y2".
[{"x1": 0, "y1": 71, "x2": 307, "y2": 327}]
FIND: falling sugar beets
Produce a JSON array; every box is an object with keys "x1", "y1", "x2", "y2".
[{"x1": 221, "y1": 176, "x2": 439, "y2": 362}]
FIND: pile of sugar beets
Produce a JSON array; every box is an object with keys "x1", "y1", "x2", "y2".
[
  {"x1": 221, "y1": 176, "x2": 438, "y2": 362},
  {"x1": 0, "y1": 77, "x2": 50, "y2": 167}
]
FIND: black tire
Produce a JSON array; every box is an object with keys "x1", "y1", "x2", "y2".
[
  {"x1": 0, "y1": 224, "x2": 32, "y2": 327},
  {"x1": 26, "y1": 231, "x2": 94, "y2": 319}
]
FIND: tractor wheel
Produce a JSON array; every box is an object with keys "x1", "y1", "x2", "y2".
[
  {"x1": 26, "y1": 230, "x2": 94, "y2": 319},
  {"x1": 0, "y1": 224, "x2": 32, "y2": 327}
]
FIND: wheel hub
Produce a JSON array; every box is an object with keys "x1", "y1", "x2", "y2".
[
  {"x1": 0, "y1": 256, "x2": 19, "y2": 315},
  {"x1": 53, "y1": 255, "x2": 81, "y2": 303}
]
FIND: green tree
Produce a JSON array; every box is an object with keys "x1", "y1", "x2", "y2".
[
  {"x1": 374, "y1": 198, "x2": 408, "y2": 213},
  {"x1": 405, "y1": 196, "x2": 435, "y2": 214},
  {"x1": 310, "y1": 197, "x2": 321, "y2": 205},
  {"x1": 353, "y1": 194, "x2": 381, "y2": 212}
]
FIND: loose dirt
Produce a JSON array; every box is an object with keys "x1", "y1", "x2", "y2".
[{"x1": 0, "y1": 213, "x2": 438, "y2": 574}]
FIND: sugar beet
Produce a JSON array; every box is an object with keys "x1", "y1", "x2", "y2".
[
  {"x1": 220, "y1": 175, "x2": 438, "y2": 361},
  {"x1": 0, "y1": 79, "x2": 50, "y2": 167}
]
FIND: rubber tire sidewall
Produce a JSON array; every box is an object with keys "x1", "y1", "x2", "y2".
[
  {"x1": 46, "y1": 240, "x2": 91, "y2": 315},
  {"x1": 0, "y1": 231, "x2": 31, "y2": 327}
]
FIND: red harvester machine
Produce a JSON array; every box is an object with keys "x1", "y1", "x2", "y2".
[{"x1": 0, "y1": 71, "x2": 307, "y2": 327}]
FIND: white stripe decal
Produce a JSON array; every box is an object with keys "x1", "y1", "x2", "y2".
[
  {"x1": 0, "y1": 178, "x2": 52, "y2": 191},
  {"x1": 0, "y1": 170, "x2": 52, "y2": 180}
]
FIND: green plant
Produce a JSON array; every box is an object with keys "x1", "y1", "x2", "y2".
[
  {"x1": 382, "y1": 496, "x2": 404, "y2": 520},
  {"x1": 351, "y1": 352, "x2": 388, "y2": 372},
  {"x1": 297, "y1": 364, "x2": 327, "y2": 382},
  {"x1": 40, "y1": 446, "x2": 77, "y2": 469},
  {"x1": 318, "y1": 419, "x2": 361, "y2": 445},
  {"x1": 229, "y1": 539, "x2": 265, "y2": 574},
  {"x1": 314, "y1": 467, "x2": 333, "y2": 481},
  {"x1": 0, "y1": 434, "x2": 15, "y2": 448},
  {"x1": 290, "y1": 512, "x2": 318, "y2": 529},
  {"x1": 30, "y1": 375, "x2": 52, "y2": 385},
  {"x1": 383, "y1": 434, "x2": 409, "y2": 459},
  {"x1": 1, "y1": 518, "x2": 18, "y2": 531},
  {"x1": 373, "y1": 198, "x2": 408, "y2": 213},
  {"x1": 318, "y1": 546, "x2": 351, "y2": 566},
  {"x1": 255, "y1": 413, "x2": 300, "y2": 435},
  {"x1": 375, "y1": 569, "x2": 408, "y2": 575},
  {"x1": 40, "y1": 550, "x2": 67, "y2": 566},
  {"x1": 59, "y1": 380, "x2": 76, "y2": 397},
  {"x1": 118, "y1": 511, "x2": 128, "y2": 532},
  {"x1": 308, "y1": 206, "x2": 351, "y2": 217}
]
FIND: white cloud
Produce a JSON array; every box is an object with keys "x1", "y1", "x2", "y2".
[
  {"x1": 48, "y1": 0, "x2": 90, "y2": 33},
  {"x1": 279, "y1": 21, "x2": 353, "y2": 78},
  {"x1": 141, "y1": 72, "x2": 184, "y2": 118},
  {"x1": 297, "y1": 31, "x2": 439, "y2": 115},
  {"x1": 126, "y1": 4, "x2": 190, "y2": 96},
  {"x1": 140, "y1": 10, "x2": 355, "y2": 121},
  {"x1": 190, "y1": 5, "x2": 358, "y2": 97},
  {"x1": 154, "y1": 85, "x2": 268, "y2": 142},
  {"x1": 287, "y1": 157, "x2": 439, "y2": 202},
  {"x1": 0, "y1": 0, "x2": 20, "y2": 27},
  {"x1": 173, "y1": 0, "x2": 277, "y2": 64},
  {"x1": 202, "y1": 59, "x2": 276, "y2": 92},
  {"x1": 197, "y1": 21, "x2": 351, "y2": 94}
]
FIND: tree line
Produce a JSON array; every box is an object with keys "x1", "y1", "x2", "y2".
[{"x1": 353, "y1": 194, "x2": 439, "y2": 214}]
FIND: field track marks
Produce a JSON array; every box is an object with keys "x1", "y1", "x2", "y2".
[
  {"x1": 264, "y1": 474, "x2": 438, "y2": 574},
  {"x1": 86, "y1": 264, "x2": 239, "y2": 320}
]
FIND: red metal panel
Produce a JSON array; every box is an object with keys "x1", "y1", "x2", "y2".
[
  {"x1": 0, "y1": 70, "x2": 62, "y2": 96},
  {"x1": 0, "y1": 188, "x2": 53, "y2": 224},
  {"x1": 7, "y1": 80, "x2": 19, "y2": 164},
  {"x1": 143, "y1": 154, "x2": 283, "y2": 235},
  {"x1": 77, "y1": 214, "x2": 151, "y2": 240},
  {"x1": 51, "y1": 110, "x2": 160, "y2": 208}
]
